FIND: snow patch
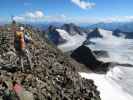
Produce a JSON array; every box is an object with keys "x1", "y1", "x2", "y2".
[
  {"x1": 98, "y1": 28, "x2": 112, "y2": 38},
  {"x1": 79, "y1": 72, "x2": 133, "y2": 100},
  {"x1": 56, "y1": 29, "x2": 86, "y2": 52},
  {"x1": 89, "y1": 28, "x2": 128, "y2": 46},
  {"x1": 85, "y1": 28, "x2": 133, "y2": 100}
]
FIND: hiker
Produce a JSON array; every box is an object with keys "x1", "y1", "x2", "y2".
[{"x1": 14, "y1": 26, "x2": 33, "y2": 71}]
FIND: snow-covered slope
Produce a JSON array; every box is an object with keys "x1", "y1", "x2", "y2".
[
  {"x1": 79, "y1": 71, "x2": 133, "y2": 100},
  {"x1": 84, "y1": 28, "x2": 133, "y2": 100},
  {"x1": 89, "y1": 28, "x2": 127, "y2": 46},
  {"x1": 97, "y1": 28, "x2": 112, "y2": 38},
  {"x1": 56, "y1": 29, "x2": 72, "y2": 40},
  {"x1": 56, "y1": 29, "x2": 86, "y2": 52}
]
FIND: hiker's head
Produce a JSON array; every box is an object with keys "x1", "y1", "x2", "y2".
[{"x1": 19, "y1": 26, "x2": 24, "y2": 31}]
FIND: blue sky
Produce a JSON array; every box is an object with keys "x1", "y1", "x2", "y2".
[{"x1": 0, "y1": 0, "x2": 133, "y2": 23}]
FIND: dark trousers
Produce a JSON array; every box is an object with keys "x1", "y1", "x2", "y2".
[{"x1": 16, "y1": 48, "x2": 33, "y2": 71}]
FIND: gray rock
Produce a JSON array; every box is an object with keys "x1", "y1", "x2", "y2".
[{"x1": 0, "y1": 26, "x2": 101, "y2": 100}]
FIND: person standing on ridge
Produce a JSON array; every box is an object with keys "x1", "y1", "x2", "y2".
[{"x1": 14, "y1": 26, "x2": 33, "y2": 72}]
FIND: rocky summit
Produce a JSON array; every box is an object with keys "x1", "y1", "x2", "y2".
[{"x1": 0, "y1": 26, "x2": 101, "y2": 100}]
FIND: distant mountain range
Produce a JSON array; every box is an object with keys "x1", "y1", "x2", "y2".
[
  {"x1": 44, "y1": 23, "x2": 87, "y2": 45},
  {"x1": 32, "y1": 22, "x2": 133, "y2": 47},
  {"x1": 30, "y1": 21, "x2": 133, "y2": 33},
  {"x1": 86, "y1": 28, "x2": 133, "y2": 39},
  {"x1": 113, "y1": 29, "x2": 133, "y2": 39},
  {"x1": 61, "y1": 23, "x2": 85, "y2": 35},
  {"x1": 87, "y1": 22, "x2": 133, "y2": 32}
]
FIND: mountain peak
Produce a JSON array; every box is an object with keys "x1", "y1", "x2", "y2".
[
  {"x1": 95, "y1": 28, "x2": 108, "y2": 33},
  {"x1": 61, "y1": 23, "x2": 84, "y2": 35},
  {"x1": 86, "y1": 28, "x2": 103, "y2": 39}
]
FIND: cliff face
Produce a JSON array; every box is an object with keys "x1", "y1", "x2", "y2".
[
  {"x1": 46, "y1": 25, "x2": 66, "y2": 45},
  {"x1": 61, "y1": 23, "x2": 84, "y2": 35},
  {"x1": 71, "y1": 45, "x2": 110, "y2": 72},
  {"x1": 0, "y1": 26, "x2": 101, "y2": 100}
]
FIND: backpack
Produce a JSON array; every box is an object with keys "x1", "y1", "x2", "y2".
[
  {"x1": 14, "y1": 31, "x2": 25, "y2": 50},
  {"x1": 24, "y1": 32, "x2": 31, "y2": 44}
]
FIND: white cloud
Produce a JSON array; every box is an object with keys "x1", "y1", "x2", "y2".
[
  {"x1": 25, "y1": 12, "x2": 35, "y2": 18},
  {"x1": 13, "y1": 11, "x2": 45, "y2": 22},
  {"x1": 12, "y1": 10, "x2": 133, "y2": 24},
  {"x1": 35, "y1": 11, "x2": 44, "y2": 18},
  {"x1": 13, "y1": 16, "x2": 25, "y2": 22},
  {"x1": 13, "y1": 11, "x2": 68, "y2": 23},
  {"x1": 25, "y1": 11, "x2": 44, "y2": 19},
  {"x1": 71, "y1": 0, "x2": 95, "y2": 9}
]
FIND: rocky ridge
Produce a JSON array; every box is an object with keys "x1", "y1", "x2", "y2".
[{"x1": 0, "y1": 26, "x2": 101, "y2": 100}]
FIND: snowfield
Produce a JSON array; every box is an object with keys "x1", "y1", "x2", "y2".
[
  {"x1": 56, "y1": 28, "x2": 133, "y2": 100},
  {"x1": 83, "y1": 28, "x2": 133, "y2": 100},
  {"x1": 79, "y1": 71, "x2": 133, "y2": 100},
  {"x1": 56, "y1": 29, "x2": 86, "y2": 52},
  {"x1": 89, "y1": 28, "x2": 128, "y2": 46}
]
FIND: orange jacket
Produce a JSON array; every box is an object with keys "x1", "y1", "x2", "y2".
[{"x1": 15, "y1": 31, "x2": 26, "y2": 49}]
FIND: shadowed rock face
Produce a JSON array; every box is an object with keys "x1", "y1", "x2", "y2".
[
  {"x1": 113, "y1": 29, "x2": 123, "y2": 37},
  {"x1": 87, "y1": 28, "x2": 103, "y2": 39},
  {"x1": 0, "y1": 25, "x2": 101, "y2": 100},
  {"x1": 83, "y1": 28, "x2": 103, "y2": 45},
  {"x1": 71, "y1": 45, "x2": 110, "y2": 72},
  {"x1": 47, "y1": 25, "x2": 66, "y2": 45},
  {"x1": 113, "y1": 29, "x2": 133, "y2": 39},
  {"x1": 61, "y1": 23, "x2": 84, "y2": 36}
]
